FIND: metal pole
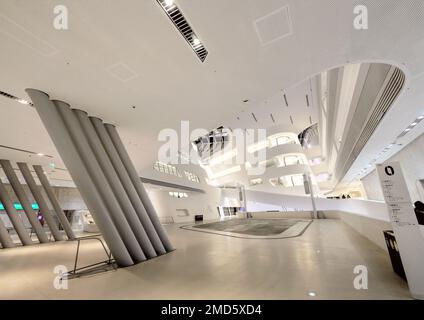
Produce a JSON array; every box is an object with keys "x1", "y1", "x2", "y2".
[
  {"x1": 74, "y1": 110, "x2": 157, "y2": 258},
  {"x1": 33, "y1": 165, "x2": 75, "y2": 240},
  {"x1": 0, "y1": 179, "x2": 33, "y2": 245},
  {"x1": 0, "y1": 160, "x2": 49, "y2": 243},
  {"x1": 53, "y1": 100, "x2": 146, "y2": 263},
  {"x1": 17, "y1": 162, "x2": 64, "y2": 241},
  {"x1": 105, "y1": 124, "x2": 174, "y2": 252},
  {"x1": 91, "y1": 117, "x2": 166, "y2": 255},
  {"x1": 307, "y1": 174, "x2": 318, "y2": 219},
  {"x1": 26, "y1": 88, "x2": 134, "y2": 267}
]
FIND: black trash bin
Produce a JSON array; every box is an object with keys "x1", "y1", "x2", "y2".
[{"x1": 383, "y1": 230, "x2": 407, "y2": 281}]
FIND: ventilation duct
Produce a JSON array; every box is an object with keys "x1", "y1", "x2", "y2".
[
  {"x1": 156, "y1": 0, "x2": 208, "y2": 62},
  {"x1": 331, "y1": 64, "x2": 405, "y2": 182}
]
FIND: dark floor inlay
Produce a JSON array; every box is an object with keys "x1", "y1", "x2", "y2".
[{"x1": 193, "y1": 219, "x2": 300, "y2": 236}]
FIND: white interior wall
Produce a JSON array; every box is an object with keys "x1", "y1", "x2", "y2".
[
  {"x1": 245, "y1": 190, "x2": 390, "y2": 222},
  {"x1": 53, "y1": 186, "x2": 86, "y2": 210},
  {"x1": 362, "y1": 132, "x2": 424, "y2": 202},
  {"x1": 147, "y1": 187, "x2": 220, "y2": 223}
]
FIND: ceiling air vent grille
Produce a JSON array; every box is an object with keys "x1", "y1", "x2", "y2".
[
  {"x1": 336, "y1": 66, "x2": 405, "y2": 181},
  {"x1": 157, "y1": 0, "x2": 208, "y2": 62},
  {"x1": 351, "y1": 67, "x2": 405, "y2": 158}
]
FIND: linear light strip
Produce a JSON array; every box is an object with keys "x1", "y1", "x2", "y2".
[
  {"x1": 0, "y1": 90, "x2": 33, "y2": 106},
  {"x1": 0, "y1": 144, "x2": 53, "y2": 158},
  {"x1": 156, "y1": 0, "x2": 208, "y2": 62}
]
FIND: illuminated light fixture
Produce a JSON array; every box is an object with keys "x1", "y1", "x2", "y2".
[
  {"x1": 17, "y1": 99, "x2": 30, "y2": 105},
  {"x1": 0, "y1": 202, "x2": 39, "y2": 211},
  {"x1": 0, "y1": 90, "x2": 33, "y2": 106},
  {"x1": 404, "y1": 128, "x2": 411, "y2": 132},
  {"x1": 192, "y1": 36, "x2": 200, "y2": 46},
  {"x1": 156, "y1": 0, "x2": 208, "y2": 62},
  {"x1": 209, "y1": 165, "x2": 241, "y2": 180},
  {"x1": 418, "y1": 115, "x2": 424, "y2": 120},
  {"x1": 37, "y1": 153, "x2": 44, "y2": 156},
  {"x1": 308, "y1": 292, "x2": 317, "y2": 297},
  {"x1": 208, "y1": 148, "x2": 237, "y2": 166},
  {"x1": 247, "y1": 140, "x2": 268, "y2": 153}
]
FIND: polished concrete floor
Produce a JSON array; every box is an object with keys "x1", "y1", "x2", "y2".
[
  {"x1": 192, "y1": 218, "x2": 301, "y2": 235},
  {"x1": 0, "y1": 219, "x2": 411, "y2": 299}
]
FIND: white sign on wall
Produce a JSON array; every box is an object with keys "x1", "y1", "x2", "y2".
[{"x1": 377, "y1": 162, "x2": 424, "y2": 299}]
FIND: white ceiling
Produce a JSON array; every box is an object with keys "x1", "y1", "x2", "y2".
[{"x1": 1, "y1": 0, "x2": 424, "y2": 187}]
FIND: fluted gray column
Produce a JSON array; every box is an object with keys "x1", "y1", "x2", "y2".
[
  {"x1": 74, "y1": 110, "x2": 157, "y2": 258},
  {"x1": 105, "y1": 124, "x2": 174, "y2": 252},
  {"x1": 18, "y1": 162, "x2": 63, "y2": 241},
  {"x1": 0, "y1": 179, "x2": 33, "y2": 245},
  {"x1": 26, "y1": 89, "x2": 134, "y2": 267},
  {"x1": 53, "y1": 100, "x2": 146, "y2": 263},
  {"x1": 0, "y1": 160, "x2": 49, "y2": 243},
  {"x1": 91, "y1": 117, "x2": 166, "y2": 255},
  {"x1": 33, "y1": 165, "x2": 75, "y2": 240},
  {"x1": 0, "y1": 212, "x2": 15, "y2": 248}
]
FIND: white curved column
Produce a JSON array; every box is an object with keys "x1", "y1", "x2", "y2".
[
  {"x1": 75, "y1": 111, "x2": 157, "y2": 258},
  {"x1": 105, "y1": 124, "x2": 174, "y2": 252},
  {"x1": 33, "y1": 165, "x2": 75, "y2": 240},
  {"x1": 0, "y1": 179, "x2": 33, "y2": 245},
  {"x1": 26, "y1": 89, "x2": 134, "y2": 267},
  {"x1": 90, "y1": 117, "x2": 166, "y2": 255},
  {"x1": 0, "y1": 160, "x2": 49, "y2": 243},
  {"x1": 18, "y1": 162, "x2": 64, "y2": 241},
  {"x1": 0, "y1": 212, "x2": 14, "y2": 248},
  {"x1": 53, "y1": 100, "x2": 146, "y2": 263}
]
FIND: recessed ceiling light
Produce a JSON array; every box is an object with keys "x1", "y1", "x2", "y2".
[
  {"x1": 17, "y1": 99, "x2": 30, "y2": 105},
  {"x1": 0, "y1": 90, "x2": 33, "y2": 106},
  {"x1": 156, "y1": 0, "x2": 208, "y2": 62},
  {"x1": 192, "y1": 37, "x2": 200, "y2": 46},
  {"x1": 37, "y1": 153, "x2": 44, "y2": 156},
  {"x1": 308, "y1": 292, "x2": 317, "y2": 297}
]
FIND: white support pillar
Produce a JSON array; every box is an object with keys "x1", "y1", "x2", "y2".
[
  {"x1": 26, "y1": 89, "x2": 134, "y2": 267},
  {"x1": 0, "y1": 179, "x2": 33, "y2": 245},
  {"x1": 18, "y1": 162, "x2": 64, "y2": 242},
  {"x1": 105, "y1": 124, "x2": 174, "y2": 252},
  {"x1": 33, "y1": 165, "x2": 75, "y2": 240},
  {"x1": 0, "y1": 160, "x2": 49, "y2": 243}
]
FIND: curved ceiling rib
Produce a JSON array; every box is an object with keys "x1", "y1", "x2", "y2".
[{"x1": 321, "y1": 63, "x2": 406, "y2": 185}]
